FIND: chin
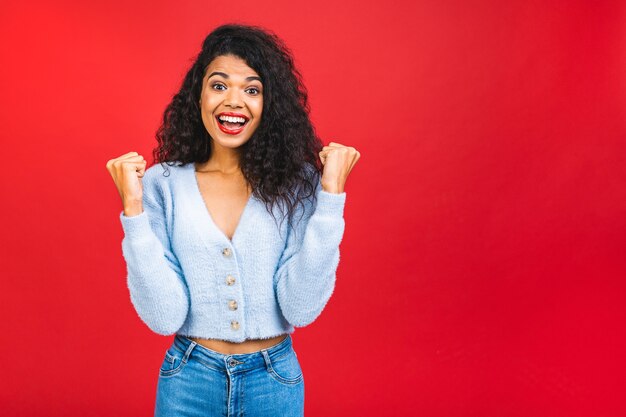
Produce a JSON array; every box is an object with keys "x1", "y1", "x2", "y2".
[{"x1": 210, "y1": 135, "x2": 252, "y2": 149}]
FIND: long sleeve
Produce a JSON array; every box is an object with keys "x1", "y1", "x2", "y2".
[
  {"x1": 118, "y1": 175, "x2": 190, "y2": 335},
  {"x1": 274, "y1": 178, "x2": 347, "y2": 327}
]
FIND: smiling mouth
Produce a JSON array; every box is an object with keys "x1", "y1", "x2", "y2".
[{"x1": 216, "y1": 114, "x2": 249, "y2": 134}]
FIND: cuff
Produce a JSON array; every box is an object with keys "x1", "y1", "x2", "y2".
[
  {"x1": 119, "y1": 209, "x2": 152, "y2": 241},
  {"x1": 314, "y1": 189, "x2": 347, "y2": 218}
]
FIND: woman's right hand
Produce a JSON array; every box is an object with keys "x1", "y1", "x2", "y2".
[{"x1": 106, "y1": 152, "x2": 147, "y2": 216}]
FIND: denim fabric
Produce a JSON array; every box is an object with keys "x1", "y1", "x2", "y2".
[{"x1": 154, "y1": 334, "x2": 305, "y2": 417}]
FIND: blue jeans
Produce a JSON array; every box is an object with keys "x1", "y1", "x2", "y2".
[{"x1": 154, "y1": 334, "x2": 305, "y2": 417}]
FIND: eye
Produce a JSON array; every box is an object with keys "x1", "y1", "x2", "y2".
[
  {"x1": 211, "y1": 83, "x2": 226, "y2": 91},
  {"x1": 246, "y1": 87, "x2": 261, "y2": 96}
]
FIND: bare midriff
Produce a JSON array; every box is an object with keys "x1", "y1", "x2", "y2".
[{"x1": 189, "y1": 334, "x2": 288, "y2": 355}]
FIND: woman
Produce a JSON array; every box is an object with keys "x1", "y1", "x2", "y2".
[{"x1": 106, "y1": 23, "x2": 359, "y2": 416}]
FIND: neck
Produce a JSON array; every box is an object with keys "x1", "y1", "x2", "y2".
[{"x1": 197, "y1": 141, "x2": 242, "y2": 174}]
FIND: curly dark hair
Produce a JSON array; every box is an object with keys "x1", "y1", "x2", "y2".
[{"x1": 152, "y1": 23, "x2": 324, "y2": 232}]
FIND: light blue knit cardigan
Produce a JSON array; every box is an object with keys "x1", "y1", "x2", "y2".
[{"x1": 119, "y1": 161, "x2": 346, "y2": 342}]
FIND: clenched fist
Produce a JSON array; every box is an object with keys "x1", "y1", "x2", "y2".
[
  {"x1": 106, "y1": 152, "x2": 148, "y2": 217},
  {"x1": 318, "y1": 142, "x2": 361, "y2": 194}
]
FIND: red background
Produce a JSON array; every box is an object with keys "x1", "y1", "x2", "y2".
[{"x1": 1, "y1": 0, "x2": 625, "y2": 416}]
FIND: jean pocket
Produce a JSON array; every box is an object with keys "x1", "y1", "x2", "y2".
[
  {"x1": 265, "y1": 347, "x2": 304, "y2": 385},
  {"x1": 159, "y1": 347, "x2": 186, "y2": 378}
]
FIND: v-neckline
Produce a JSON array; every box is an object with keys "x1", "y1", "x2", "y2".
[{"x1": 189, "y1": 163, "x2": 254, "y2": 244}]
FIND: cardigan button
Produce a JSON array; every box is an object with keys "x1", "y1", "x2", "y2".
[
  {"x1": 228, "y1": 300, "x2": 238, "y2": 310},
  {"x1": 226, "y1": 275, "x2": 236, "y2": 285},
  {"x1": 231, "y1": 320, "x2": 240, "y2": 330},
  {"x1": 222, "y1": 248, "x2": 232, "y2": 257}
]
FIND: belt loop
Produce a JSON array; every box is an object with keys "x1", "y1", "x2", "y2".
[
  {"x1": 182, "y1": 340, "x2": 197, "y2": 364},
  {"x1": 261, "y1": 349, "x2": 272, "y2": 370}
]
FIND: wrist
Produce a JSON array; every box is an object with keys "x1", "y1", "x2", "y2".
[
  {"x1": 123, "y1": 201, "x2": 144, "y2": 217},
  {"x1": 321, "y1": 181, "x2": 344, "y2": 194}
]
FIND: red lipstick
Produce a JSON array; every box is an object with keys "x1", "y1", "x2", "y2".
[{"x1": 215, "y1": 112, "x2": 250, "y2": 135}]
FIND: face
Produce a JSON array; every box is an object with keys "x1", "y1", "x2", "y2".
[{"x1": 199, "y1": 54, "x2": 263, "y2": 150}]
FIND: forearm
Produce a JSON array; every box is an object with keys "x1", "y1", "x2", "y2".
[
  {"x1": 276, "y1": 190, "x2": 346, "y2": 327},
  {"x1": 120, "y1": 210, "x2": 190, "y2": 335}
]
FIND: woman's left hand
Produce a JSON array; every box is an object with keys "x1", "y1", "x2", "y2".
[{"x1": 319, "y1": 142, "x2": 361, "y2": 194}]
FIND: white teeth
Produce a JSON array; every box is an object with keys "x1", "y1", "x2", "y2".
[{"x1": 218, "y1": 115, "x2": 246, "y2": 123}]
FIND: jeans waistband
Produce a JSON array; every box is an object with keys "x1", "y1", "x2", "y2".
[{"x1": 173, "y1": 333, "x2": 293, "y2": 373}]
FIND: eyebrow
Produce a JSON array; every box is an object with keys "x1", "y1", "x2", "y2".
[{"x1": 207, "y1": 71, "x2": 262, "y2": 82}]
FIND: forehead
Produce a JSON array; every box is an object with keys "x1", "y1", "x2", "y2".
[{"x1": 204, "y1": 55, "x2": 260, "y2": 78}]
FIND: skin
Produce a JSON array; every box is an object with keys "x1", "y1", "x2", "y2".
[{"x1": 106, "y1": 54, "x2": 361, "y2": 354}]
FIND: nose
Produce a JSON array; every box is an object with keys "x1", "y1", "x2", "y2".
[{"x1": 224, "y1": 88, "x2": 243, "y2": 108}]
